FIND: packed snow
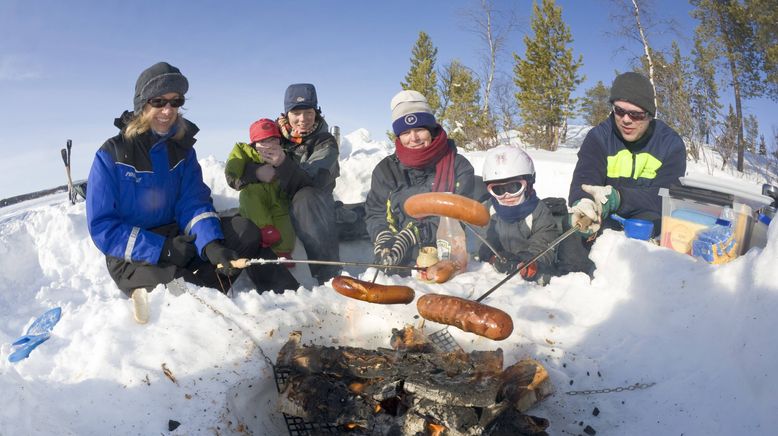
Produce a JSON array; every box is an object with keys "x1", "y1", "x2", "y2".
[{"x1": 1, "y1": 127, "x2": 777, "y2": 435}]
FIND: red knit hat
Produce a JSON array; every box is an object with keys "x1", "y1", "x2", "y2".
[{"x1": 249, "y1": 118, "x2": 281, "y2": 143}]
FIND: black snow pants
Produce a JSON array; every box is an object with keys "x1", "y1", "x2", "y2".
[
  {"x1": 289, "y1": 186, "x2": 341, "y2": 284},
  {"x1": 106, "y1": 216, "x2": 299, "y2": 296}
]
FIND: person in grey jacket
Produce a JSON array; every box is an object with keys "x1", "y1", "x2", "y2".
[
  {"x1": 365, "y1": 90, "x2": 475, "y2": 267},
  {"x1": 477, "y1": 146, "x2": 560, "y2": 283},
  {"x1": 256, "y1": 83, "x2": 340, "y2": 284}
]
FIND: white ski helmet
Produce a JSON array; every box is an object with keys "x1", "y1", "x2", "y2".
[{"x1": 482, "y1": 145, "x2": 535, "y2": 183}]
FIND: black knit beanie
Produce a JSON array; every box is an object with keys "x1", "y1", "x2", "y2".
[
  {"x1": 609, "y1": 72, "x2": 655, "y2": 116},
  {"x1": 133, "y1": 62, "x2": 189, "y2": 113}
]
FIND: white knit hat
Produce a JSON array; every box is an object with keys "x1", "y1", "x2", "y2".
[{"x1": 390, "y1": 90, "x2": 436, "y2": 135}]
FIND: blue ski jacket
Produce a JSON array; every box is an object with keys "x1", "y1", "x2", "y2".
[{"x1": 86, "y1": 112, "x2": 223, "y2": 265}]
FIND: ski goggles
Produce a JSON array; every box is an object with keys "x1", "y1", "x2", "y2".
[
  {"x1": 613, "y1": 104, "x2": 648, "y2": 121},
  {"x1": 147, "y1": 96, "x2": 186, "y2": 108},
  {"x1": 487, "y1": 180, "x2": 526, "y2": 197}
]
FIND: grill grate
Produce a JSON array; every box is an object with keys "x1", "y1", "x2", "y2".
[
  {"x1": 427, "y1": 327, "x2": 464, "y2": 353},
  {"x1": 282, "y1": 414, "x2": 342, "y2": 435},
  {"x1": 274, "y1": 365, "x2": 348, "y2": 435}
]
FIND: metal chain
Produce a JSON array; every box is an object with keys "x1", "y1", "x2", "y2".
[{"x1": 565, "y1": 381, "x2": 656, "y2": 396}]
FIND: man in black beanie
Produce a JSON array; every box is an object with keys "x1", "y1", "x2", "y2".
[{"x1": 557, "y1": 71, "x2": 687, "y2": 276}]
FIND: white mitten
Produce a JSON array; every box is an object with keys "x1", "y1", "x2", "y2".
[
  {"x1": 581, "y1": 184, "x2": 620, "y2": 219},
  {"x1": 570, "y1": 198, "x2": 601, "y2": 234}
]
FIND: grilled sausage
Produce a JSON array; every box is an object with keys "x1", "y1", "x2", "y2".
[
  {"x1": 420, "y1": 259, "x2": 459, "y2": 283},
  {"x1": 417, "y1": 294, "x2": 514, "y2": 340},
  {"x1": 332, "y1": 276, "x2": 415, "y2": 304},
  {"x1": 404, "y1": 192, "x2": 490, "y2": 227}
]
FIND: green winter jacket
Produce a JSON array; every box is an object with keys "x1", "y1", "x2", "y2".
[{"x1": 224, "y1": 142, "x2": 295, "y2": 253}]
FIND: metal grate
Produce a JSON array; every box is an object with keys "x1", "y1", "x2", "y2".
[
  {"x1": 282, "y1": 414, "x2": 342, "y2": 435},
  {"x1": 274, "y1": 365, "x2": 346, "y2": 435},
  {"x1": 427, "y1": 328, "x2": 464, "y2": 353},
  {"x1": 273, "y1": 365, "x2": 291, "y2": 393}
]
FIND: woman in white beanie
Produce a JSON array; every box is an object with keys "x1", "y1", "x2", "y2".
[{"x1": 365, "y1": 90, "x2": 476, "y2": 268}]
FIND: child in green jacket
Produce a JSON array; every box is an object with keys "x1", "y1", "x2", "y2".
[{"x1": 225, "y1": 118, "x2": 296, "y2": 261}]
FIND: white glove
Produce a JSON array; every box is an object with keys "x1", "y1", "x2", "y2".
[
  {"x1": 570, "y1": 198, "x2": 601, "y2": 234},
  {"x1": 582, "y1": 184, "x2": 620, "y2": 219},
  {"x1": 254, "y1": 164, "x2": 276, "y2": 183},
  {"x1": 582, "y1": 184, "x2": 614, "y2": 206}
]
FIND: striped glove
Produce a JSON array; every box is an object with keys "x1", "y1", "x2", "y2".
[
  {"x1": 386, "y1": 228, "x2": 417, "y2": 266},
  {"x1": 373, "y1": 230, "x2": 394, "y2": 265}
]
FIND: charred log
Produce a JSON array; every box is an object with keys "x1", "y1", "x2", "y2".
[{"x1": 274, "y1": 329, "x2": 551, "y2": 435}]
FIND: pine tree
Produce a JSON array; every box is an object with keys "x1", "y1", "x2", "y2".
[
  {"x1": 716, "y1": 105, "x2": 739, "y2": 169},
  {"x1": 690, "y1": 33, "x2": 722, "y2": 153},
  {"x1": 743, "y1": 114, "x2": 759, "y2": 153},
  {"x1": 641, "y1": 43, "x2": 694, "y2": 145},
  {"x1": 513, "y1": 0, "x2": 583, "y2": 150},
  {"x1": 692, "y1": 0, "x2": 765, "y2": 172},
  {"x1": 439, "y1": 60, "x2": 492, "y2": 150},
  {"x1": 758, "y1": 134, "x2": 767, "y2": 156},
  {"x1": 581, "y1": 81, "x2": 611, "y2": 126},
  {"x1": 401, "y1": 32, "x2": 441, "y2": 115},
  {"x1": 746, "y1": 0, "x2": 778, "y2": 99}
]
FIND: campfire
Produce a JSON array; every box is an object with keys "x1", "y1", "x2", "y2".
[{"x1": 273, "y1": 326, "x2": 552, "y2": 435}]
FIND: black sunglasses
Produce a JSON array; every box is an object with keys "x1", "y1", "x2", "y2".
[
  {"x1": 488, "y1": 180, "x2": 525, "y2": 196},
  {"x1": 613, "y1": 105, "x2": 648, "y2": 121},
  {"x1": 147, "y1": 97, "x2": 185, "y2": 108}
]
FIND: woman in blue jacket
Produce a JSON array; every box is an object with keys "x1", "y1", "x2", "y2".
[{"x1": 86, "y1": 62, "x2": 297, "y2": 317}]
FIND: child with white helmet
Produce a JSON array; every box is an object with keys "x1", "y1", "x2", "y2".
[{"x1": 478, "y1": 145, "x2": 560, "y2": 282}]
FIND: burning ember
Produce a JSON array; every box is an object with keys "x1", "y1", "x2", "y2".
[{"x1": 273, "y1": 327, "x2": 552, "y2": 435}]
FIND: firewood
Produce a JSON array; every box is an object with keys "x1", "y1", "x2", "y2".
[
  {"x1": 273, "y1": 331, "x2": 552, "y2": 434},
  {"x1": 498, "y1": 359, "x2": 555, "y2": 412}
]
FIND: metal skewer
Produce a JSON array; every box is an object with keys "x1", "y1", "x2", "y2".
[
  {"x1": 473, "y1": 221, "x2": 585, "y2": 302},
  {"x1": 427, "y1": 218, "x2": 590, "y2": 352},
  {"x1": 222, "y1": 258, "x2": 426, "y2": 271},
  {"x1": 461, "y1": 222, "x2": 506, "y2": 262}
]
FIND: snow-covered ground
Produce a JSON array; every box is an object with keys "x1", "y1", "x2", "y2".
[{"x1": 1, "y1": 127, "x2": 777, "y2": 435}]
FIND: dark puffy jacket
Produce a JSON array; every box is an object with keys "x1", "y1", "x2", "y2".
[
  {"x1": 86, "y1": 112, "x2": 223, "y2": 264},
  {"x1": 569, "y1": 115, "x2": 686, "y2": 220},
  {"x1": 482, "y1": 200, "x2": 560, "y2": 268},
  {"x1": 277, "y1": 118, "x2": 339, "y2": 196},
  {"x1": 365, "y1": 142, "x2": 475, "y2": 245}
]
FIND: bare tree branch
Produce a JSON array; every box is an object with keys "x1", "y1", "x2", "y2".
[{"x1": 458, "y1": 0, "x2": 521, "y2": 115}]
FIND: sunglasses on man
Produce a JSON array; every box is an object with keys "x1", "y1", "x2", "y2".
[
  {"x1": 487, "y1": 180, "x2": 525, "y2": 197},
  {"x1": 147, "y1": 97, "x2": 186, "y2": 108},
  {"x1": 612, "y1": 104, "x2": 649, "y2": 121}
]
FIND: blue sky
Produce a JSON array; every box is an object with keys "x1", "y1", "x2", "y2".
[{"x1": 0, "y1": 0, "x2": 773, "y2": 199}]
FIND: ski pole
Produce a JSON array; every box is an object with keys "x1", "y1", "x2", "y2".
[
  {"x1": 219, "y1": 258, "x2": 427, "y2": 271},
  {"x1": 66, "y1": 139, "x2": 75, "y2": 204},
  {"x1": 474, "y1": 217, "x2": 591, "y2": 303},
  {"x1": 61, "y1": 140, "x2": 75, "y2": 204}
]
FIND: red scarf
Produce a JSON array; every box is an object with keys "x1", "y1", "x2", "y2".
[
  {"x1": 395, "y1": 127, "x2": 456, "y2": 192},
  {"x1": 277, "y1": 113, "x2": 321, "y2": 145}
]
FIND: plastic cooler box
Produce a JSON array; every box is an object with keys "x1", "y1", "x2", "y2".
[{"x1": 658, "y1": 185, "x2": 744, "y2": 256}]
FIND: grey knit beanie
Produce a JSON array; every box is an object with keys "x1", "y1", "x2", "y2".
[
  {"x1": 609, "y1": 72, "x2": 655, "y2": 116},
  {"x1": 390, "y1": 90, "x2": 436, "y2": 136},
  {"x1": 133, "y1": 62, "x2": 189, "y2": 113}
]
